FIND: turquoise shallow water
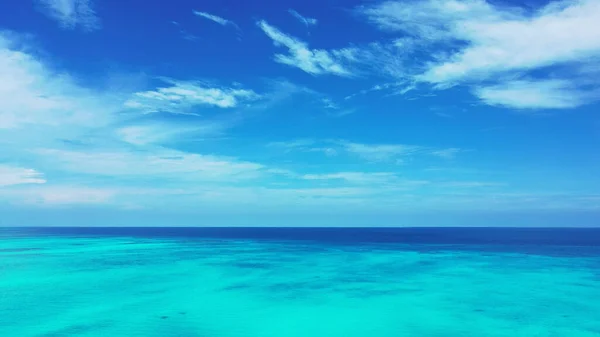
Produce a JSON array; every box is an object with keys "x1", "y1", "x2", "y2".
[{"x1": 1, "y1": 228, "x2": 599, "y2": 337}]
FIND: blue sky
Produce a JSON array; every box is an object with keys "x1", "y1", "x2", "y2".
[{"x1": 0, "y1": 0, "x2": 599, "y2": 226}]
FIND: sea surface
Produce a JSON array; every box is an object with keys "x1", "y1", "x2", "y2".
[{"x1": 1, "y1": 227, "x2": 599, "y2": 337}]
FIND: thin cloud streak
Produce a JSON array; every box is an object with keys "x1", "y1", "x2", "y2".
[
  {"x1": 0, "y1": 165, "x2": 46, "y2": 187},
  {"x1": 257, "y1": 20, "x2": 352, "y2": 76},
  {"x1": 124, "y1": 79, "x2": 261, "y2": 114},
  {"x1": 37, "y1": 0, "x2": 100, "y2": 31},
  {"x1": 474, "y1": 79, "x2": 591, "y2": 109},
  {"x1": 193, "y1": 10, "x2": 239, "y2": 29},
  {"x1": 288, "y1": 9, "x2": 318, "y2": 27}
]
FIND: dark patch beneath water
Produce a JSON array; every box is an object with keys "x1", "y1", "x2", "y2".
[
  {"x1": 0, "y1": 247, "x2": 41, "y2": 253},
  {"x1": 39, "y1": 321, "x2": 113, "y2": 337}
]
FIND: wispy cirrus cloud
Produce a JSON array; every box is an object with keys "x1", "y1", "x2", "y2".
[
  {"x1": 302, "y1": 172, "x2": 400, "y2": 184},
  {"x1": 269, "y1": 139, "x2": 461, "y2": 163},
  {"x1": 341, "y1": 142, "x2": 422, "y2": 163},
  {"x1": 301, "y1": 172, "x2": 436, "y2": 193},
  {"x1": 4, "y1": 30, "x2": 372, "y2": 209},
  {"x1": 257, "y1": 20, "x2": 352, "y2": 76},
  {"x1": 116, "y1": 120, "x2": 227, "y2": 146},
  {"x1": 0, "y1": 32, "x2": 122, "y2": 208},
  {"x1": 431, "y1": 147, "x2": 462, "y2": 159},
  {"x1": 358, "y1": 0, "x2": 600, "y2": 109},
  {"x1": 171, "y1": 21, "x2": 199, "y2": 41},
  {"x1": 321, "y1": 98, "x2": 357, "y2": 117},
  {"x1": 288, "y1": 9, "x2": 318, "y2": 27},
  {"x1": 37, "y1": 0, "x2": 100, "y2": 31},
  {"x1": 474, "y1": 79, "x2": 590, "y2": 109},
  {"x1": 35, "y1": 148, "x2": 266, "y2": 181},
  {"x1": 268, "y1": 139, "x2": 317, "y2": 149},
  {"x1": 0, "y1": 31, "x2": 270, "y2": 206},
  {"x1": 0, "y1": 25, "x2": 521, "y2": 212},
  {"x1": 0, "y1": 32, "x2": 119, "y2": 133},
  {"x1": 301, "y1": 172, "x2": 502, "y2": 193},
  {"x1": 257, "y1": 20, "x2": 420, "y2": 82},
  {"x1": 268, "y1": 139, "x2": 338, "y2": 156},
  {"x1": 344, "y1": 82, "x2": 415, "y2": 100},
  {"x1": 193, "y1": 10, "x2": 239, "y2": 29},
  {"x1": 0, "y1": 165, "x2": 46, "y2": 187},
  {"x1": 3, "y1": 186, "x2": 117, "y2": 205},
  {"x1": 441, "y1": 181, "x2": 501, "y2": 188},
  {"x1": 124, "y1": 79, "x2": 261, "y2": 114}
]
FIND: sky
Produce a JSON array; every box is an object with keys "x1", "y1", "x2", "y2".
[{"x1": 0, "y1": 0, "x2": 599, "y2": 227}]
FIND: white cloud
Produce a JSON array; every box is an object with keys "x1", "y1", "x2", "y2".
[
  {"x1": 21, "y1": 186, "x2": 115, "y2": 205},
  {"x1": 320, "y1": 98, "x2": 357, "y2": 117},
  {"x1": 185, "y1": 186, "x2": 378, "y2": 207},
  {"x1": 171, "y1": 21, "x2": 199, "y2": 41},
  {"x1": 419, "y1": 0, "x2": 600, "y2": 84},
  {"x1": 360, "y1": 0, "x2": 510, "y2": 41},
  {"x1": 474, "y1": 79, "x2": 590, "y2": 109},
  {"x1": 0, "y1": 32, "x2": 119, "y2": 132},
  {"x1": 117, "y1": 125, "x2": 171, "y2": 146},
  {"x1": 213, "y1": 186, "x2": 376, "y2": 202},
  {"x1": 289, "y1": 9, "x2": 318, "y2": 27},
  {"x1": 344, "y1": 82, "x2": 413, "y2": 100},
  {"x1": 334, "y1": 43, "x2": 417, "y2": 81},
  {"x1": 0, "y1": 31, "x2": 276, "y2": 206},
  {"x1": 116, "y1": 121, "x2": 226, "y2": 146},
  {"x1": 342, "y1": 142, "x2": 421, "y2": 162},
  {"x1": 37, "y1": 0, "x2": 100, "y2": 31},
  {"x1": 0, "y1": 185, "x2": 179, "y2": 206},
  {"x1": 193, "y1": 11, "x2": 239, "y2": 29},
  {"x1": 268, "y1": 139, "x2": 317, "y2": 149},
  {"x1": 302, "y1": 173, "x2": 433, "y2": 192},
  {"x1": 308, "y1": 147, "x2": 339, "y2": 156},
  {"x1": 269, "y1": 187, "x2": 368, "y2": 198},
  {"x1": 0, "y1": 165, "x2": 46, "y2": 187},
  {"x1": 342, "y1": 142, "x2": 463, "y2": 163},
  {"x1": 256, "y1": 20, "x2": 415, "y2": 81},
  {"x1": 125, "y1": 79, "x2": 260, "y2": 114},
  {"x1": 322, "y1": 98, "x2": 339, "y2": 110},
  {"x1": 257, "y1": 20, "x2": 352, "y2": 76},
  {"x1": 302, "y1": 172, "x2": 399, "y2": 184},
  {"x1": 0, "y1": 183, "x2": 371, "y2": 208},
  {"x1": 35, "y1": 148, "x2": 265, "y2": 181},
  {"x1": 270, "y1": 139, "x2": 460, "y2": 162},
  {"x1": 268, "y1": 140, "x2": 338, "y2": 156},
  {"x1": 7, "y1": 22, "x2": 589, "y2": 212},
  {"x1": 359, "y1": 0, "x2": 600, "y2": 109},
  {"x1": 441, "y1": 181, "x2": 501, "y2": 188},
  {"x1": 431, "y1": 147, "x2": 462, "y2": 159}
]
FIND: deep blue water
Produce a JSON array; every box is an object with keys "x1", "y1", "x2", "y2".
[
  {"x1": 4, "y1": 227, "x2": 600, "y2": 257},
  {"x1": 6, "y1": 226, "x2": 600, "y2": 245}
]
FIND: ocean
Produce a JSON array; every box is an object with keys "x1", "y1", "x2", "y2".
[{"x1": 1, "y1": 227, "x2": 599, "y2": 337}]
